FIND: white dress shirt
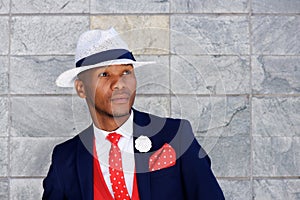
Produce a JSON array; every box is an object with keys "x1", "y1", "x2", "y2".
[{"x1": 94, "y1": 113, "x2": 135, "y2": 197}]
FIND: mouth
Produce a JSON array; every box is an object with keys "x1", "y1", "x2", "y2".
[{"x1": 110, "y1": 94, "x2": 130, "y2": 104}]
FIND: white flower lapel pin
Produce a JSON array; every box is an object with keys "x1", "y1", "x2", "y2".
[{"x1": 135, "y1": 135, "x2": 152, "y2": 153}]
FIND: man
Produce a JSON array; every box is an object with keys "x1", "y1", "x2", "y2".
[{"x1": 43, "y1": 28, "x2": 224, "y2": 200}]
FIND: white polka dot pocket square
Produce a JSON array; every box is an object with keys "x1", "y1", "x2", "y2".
[{"x1": 149, "y1": 143, "x2": 176, "y2": 172}]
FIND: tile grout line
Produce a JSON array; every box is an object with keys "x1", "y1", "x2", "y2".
[
  {"x1": 6, "y1": 53, "x2": 300, "y2": 57},
  {"x1": 168, "y1": 1, "x2": 170, "y2": 117},
  {"x1": 4, "y1": 93, "x2": 300, "y2": 98},
  {"x1": 89, "y1": 0, "x2": 91, "y2": 30},
  {"x1": 7, "y1": 0, "x2": 12, "y2": 199},
  {"x1": 6, "y1": 12, "x2": 300, "y2": 17},
  {"x1": 248, "y1": 0, "x2": 255, "y2": 199},
  {"x1": 168, "y1": 10, "x2": 172, "y2": 117}
]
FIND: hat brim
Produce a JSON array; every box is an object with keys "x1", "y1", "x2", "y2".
[{"x1": 56, "y1": 59, "x2": 154, "y2": 87}]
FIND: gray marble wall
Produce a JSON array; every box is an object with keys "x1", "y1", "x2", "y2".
[{"x1": 0, "y1": 0, "x2": 299, "y2": 199}]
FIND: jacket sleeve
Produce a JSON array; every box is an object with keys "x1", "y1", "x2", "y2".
[
  {"x1": 179, "y1": 120, "x2": 225, "y2": 199},
  {"x1": 42, "y1": 146, "x2": 65, "y2": 200}
]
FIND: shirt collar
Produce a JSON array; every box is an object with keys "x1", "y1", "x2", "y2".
[{"x1": 93, "y1": 112, "x2": 133, "y2": 139}]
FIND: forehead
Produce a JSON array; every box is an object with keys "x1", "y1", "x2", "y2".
[
  {"x1": 99, "y1": 64, "x2": 133, "y2": 70},
  {"x1": 79, "y1": 64, "x2": 133, "y2": 76}
]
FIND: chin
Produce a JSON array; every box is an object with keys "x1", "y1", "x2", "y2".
[{"x1": 111, "y1": 107, "x2": 131, "y2": 118}]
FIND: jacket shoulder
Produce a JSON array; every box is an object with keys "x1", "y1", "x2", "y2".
[
  {"x1": 133, "y1": 109, "x2": 193, "y2": 149},
  {"x1": 51, "y1": 135, "x2": 80, "y2": 166},
  {"x1": 54, "y1": 135, "x2": 79, "y2": 152},
  {"x1": 52, "y1": 125, "x2": 93, "y2": 161},
  {"x1": 133, "y1": 109, "x2": 189, "y2": 127}
]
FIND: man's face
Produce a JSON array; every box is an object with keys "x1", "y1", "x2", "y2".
[{"x1": 76, "y1": 64, "x2": 136, "y2": 119}]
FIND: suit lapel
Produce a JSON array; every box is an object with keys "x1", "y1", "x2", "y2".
[
  {"x1": 77, "y1": 125, "x2": 94, "y2": 200},
  {"x1": 133, "y1": 109, "x2": 153, "y2": 200}
]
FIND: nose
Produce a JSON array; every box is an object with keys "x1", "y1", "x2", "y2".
[{"x1": 111, "y1": 76, "x2": 125, "y2": 90}]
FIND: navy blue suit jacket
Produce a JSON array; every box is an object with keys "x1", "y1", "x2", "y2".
[{"x1": 43, "y1": 109, "x2": 224, "y2": 199}]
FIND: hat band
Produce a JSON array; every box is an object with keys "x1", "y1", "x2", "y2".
[{"x1": 76, "y1": 49, "x2": 136, "y2": 68}]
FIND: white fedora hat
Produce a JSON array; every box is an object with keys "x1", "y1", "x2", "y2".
[{"x1": 56, "y1": 27, "x2": 154, "y2": 87}]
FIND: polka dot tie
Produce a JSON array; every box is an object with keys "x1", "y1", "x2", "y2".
[{"x1": 106, "y1": 132, "x2": 130, "y2": 200}]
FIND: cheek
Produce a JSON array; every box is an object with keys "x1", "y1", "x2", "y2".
[
  {"x1": 92, "y1": 82, "x2": 106, "y2": 100},
  {"x1": 95, "y1": 86, "x2": 110, "y2": 100},
  {"x1": 131, "y1": 82, "x2": 137, "y2": 92},
  {"x1": 128, "y1": 77, "x2": 137, "y2": 91}
]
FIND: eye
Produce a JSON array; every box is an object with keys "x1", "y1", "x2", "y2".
[
  {"x1": 98, "y1": 72, "x2": 109, "y2": 77},
  {"x1": 123, "y1": 70, "x2": 132, "y2": 75}
]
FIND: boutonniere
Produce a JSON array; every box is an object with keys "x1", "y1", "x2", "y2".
[{"x1": 135, "y1": 135, "x2": 152, "y2": 153}]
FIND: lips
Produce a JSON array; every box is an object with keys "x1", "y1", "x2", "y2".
[{"x1": 110, "y1": 93, "x2": 130, "y2": 104}]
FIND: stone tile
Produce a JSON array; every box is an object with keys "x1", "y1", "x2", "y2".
[
  {"x1": 91, "y1": 15, "x2": 169, "y2": 55},
  {"x1": 253, "y1": 179, "x2": 300, "y2": 200},
  {"x1": 71, "y1": 96, "x2": 93, "y2": 132},
  {"x1": 91, "y1": 0, "x2": 169, "y2": 13},
  {"x1": 10, "y1": 56, "x2": 74, "y2": 94},
  {"x1": 134, "y1": 95, "x2": 170, "y2": 118},
  {"x1": 0, "y1": 57, "x2": 8, "y2": 94},
  {"x1": 10, "y1": 179, "x2": 43, "y2": 200},
  {"x1": 171, "y1": 96, "x2": 250, "y2": 135},
  {"x1": 11, "y1": 0, "x2": 89, "y2": 13},
  {"x1": 0, "y1": 17, "x2": 9, "y2": 55},
  {"x1": 0, "y1": 179, "x2": 8, "y2": 200},
  {"x1": 171, "y1": 15, "x2": 249, "y2": 55},
  {"x1": 135, "y1": 55, "x2": 169, "y2": 94},
  {"x1": 0, "y1": 97, "x2": 8, "y2": 137},
  {"x1": 198, "y1": 135, "x2": 251, "y2": 177},
  {"x1": 0, "y1": 138, "x2": 8, "y2": 176},
  {"x1": 10, "y1": 137, "x2": 67, "y2": 176},
  {"x1": 171, "y1": 0, "x2": 249, "y2": 13},
  {"x1": 252, "y1": 56, "x2": 300, "y2": 94},
  {"x1": 252, "y1": 97, "x2": 300, "y2": 137},
  {"x1": 0, "y1": 0, "x2": 9, "y2": 13},
  {"x1": 218, "y1": 180, "x2": 252, "y2": 200},
  {"x1": 171, "y1": 55, "x2": 250, "y2": 94},
  {"x1": 252, "y1": 0, "x2": 300, "y2": 14},
  {"x1": 11, "y1": 96, "x2": 91, "y2": 137},
  {"x1": 252, "y1": 16, "x2": 300, "y2": 55},
  {"x1": 253, "y1": 136, "x2": 300, "y2": 177},
  {"x1": 11, "y1": 16, "x2": 89, "y2": 55}
]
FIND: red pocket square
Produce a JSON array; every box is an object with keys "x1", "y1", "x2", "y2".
[{"x1": 149, "y1": 143, "x2": 176, "y2": 172}]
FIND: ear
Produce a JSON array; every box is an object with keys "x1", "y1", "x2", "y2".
[{"x1": 74, "y1": 79, "x2": 86, "y2": 98}]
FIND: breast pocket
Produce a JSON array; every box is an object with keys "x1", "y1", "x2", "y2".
[
  {"x1": 150, "y1": 163, "x2": 180, "y2": 178},
  {"x1": 149, "y1": 163, "x2": 185, "y2": 200}
]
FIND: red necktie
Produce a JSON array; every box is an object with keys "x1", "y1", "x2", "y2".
[{"x1": 106, "y1": 132, "x2": 130, "y2": 200}]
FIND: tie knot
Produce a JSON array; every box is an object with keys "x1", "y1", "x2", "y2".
[{"x1": 106, "y1": 132, "x2": 122, "y2": 145}]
